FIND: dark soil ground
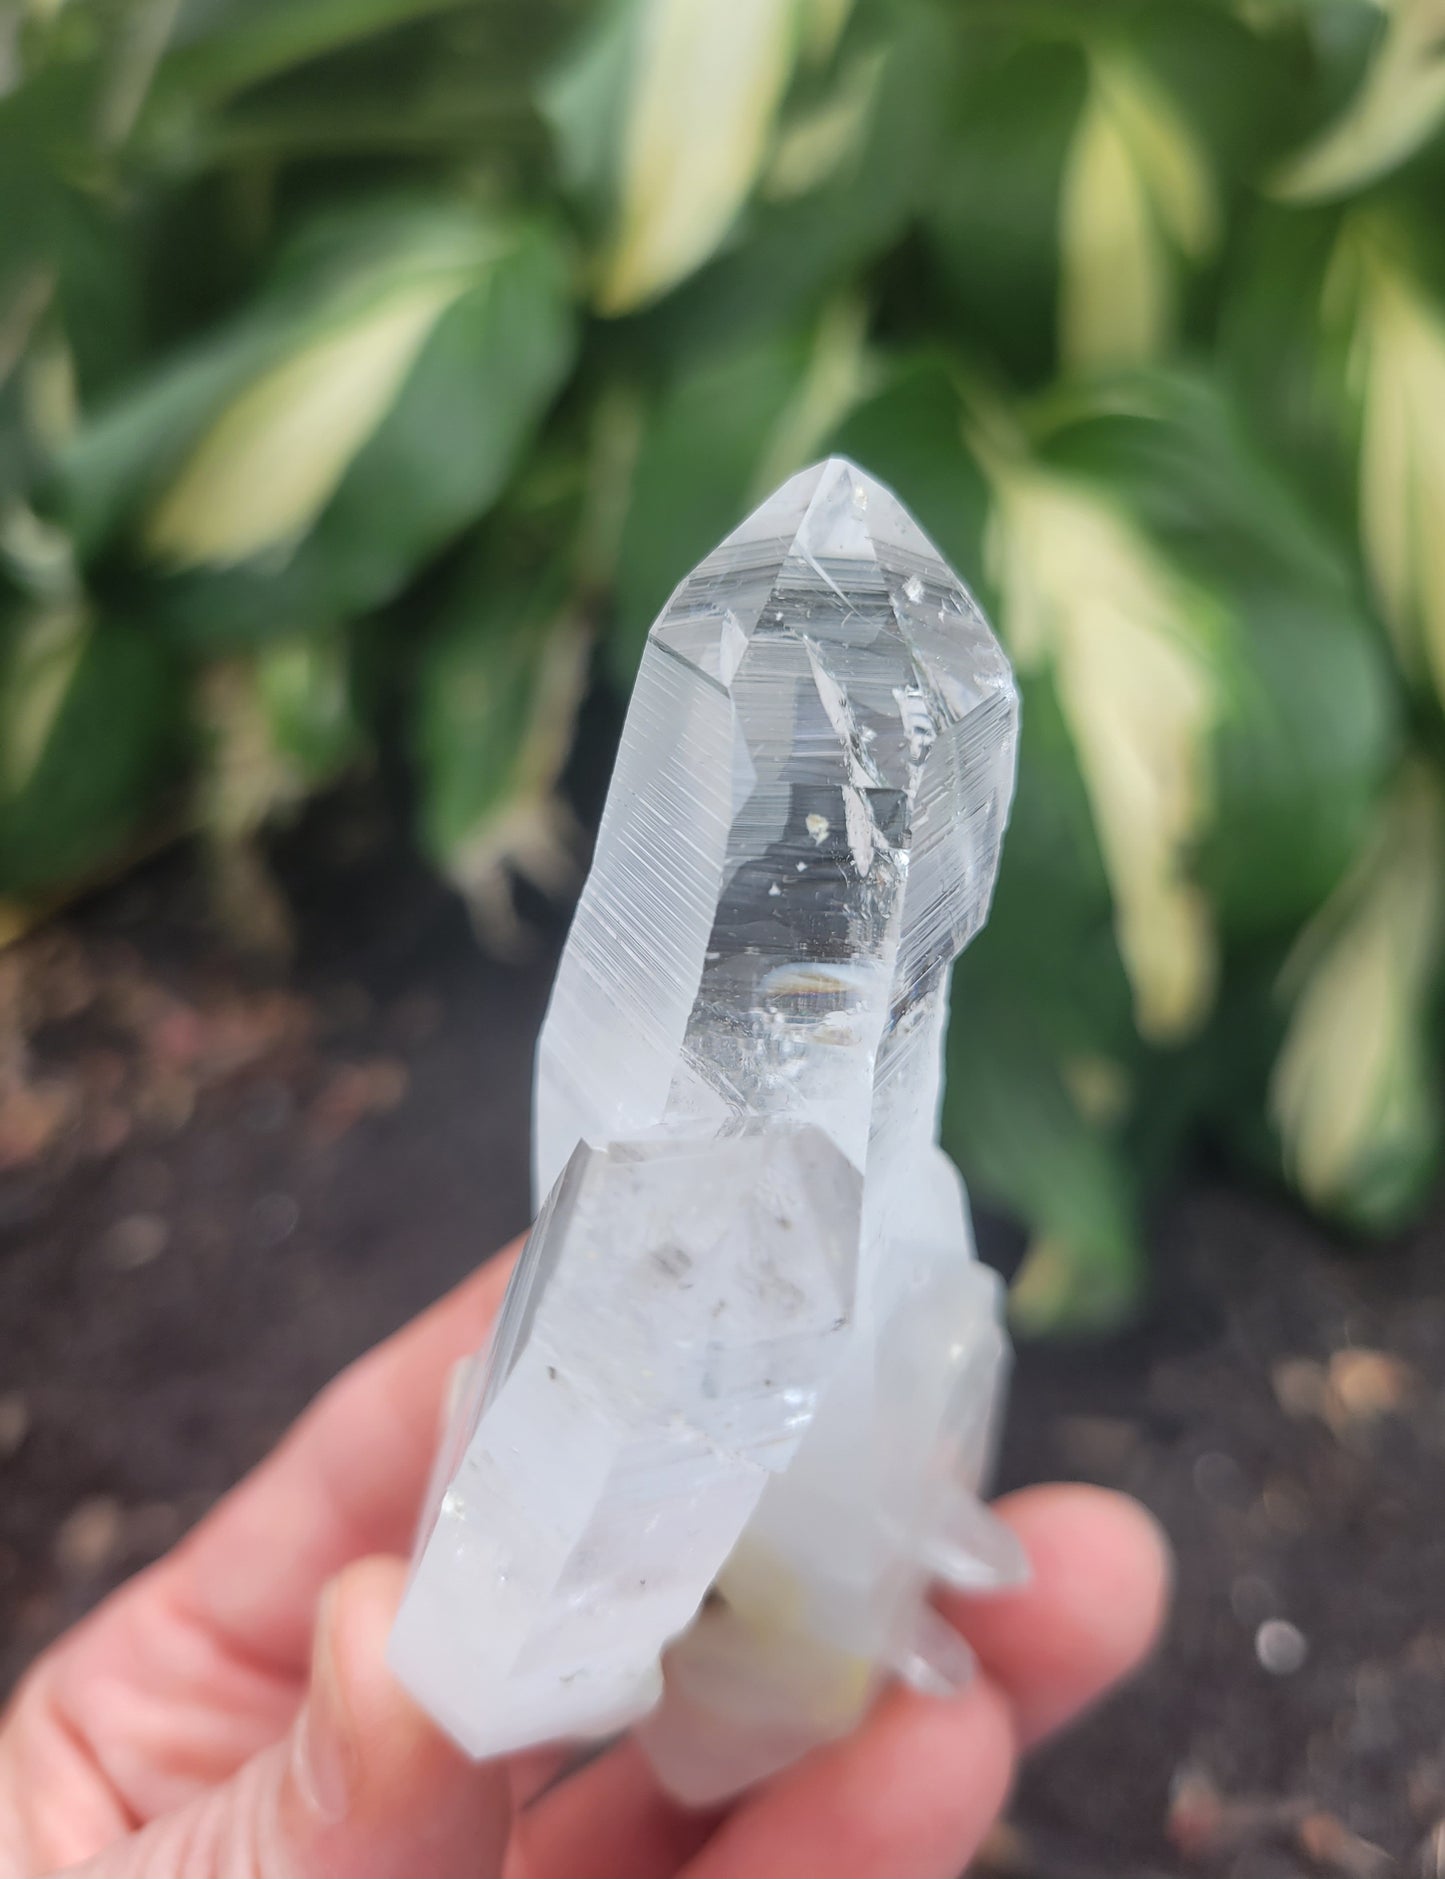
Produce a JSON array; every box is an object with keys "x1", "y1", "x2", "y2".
[{"x1": 1, "y1": 789, "x2": 1443, "y2": 1879}]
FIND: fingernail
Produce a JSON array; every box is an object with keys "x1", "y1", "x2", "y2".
[{"x1": 293, "y1": 1582, "x2": 356, "y2": 1823}]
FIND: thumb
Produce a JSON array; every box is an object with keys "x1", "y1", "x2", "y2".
[{"x1": 65, "y1": 1556, "x2": 511, "y2": 1879}]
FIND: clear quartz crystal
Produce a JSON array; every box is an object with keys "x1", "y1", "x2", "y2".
[
  {"x1": 390, "y1": 1125, "x2": 860, "y2": 1758},
  {"x1": 391, "y1": 457, "x2": 1023, "y2": 1794}
]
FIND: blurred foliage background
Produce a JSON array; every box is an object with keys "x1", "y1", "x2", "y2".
[{"x1": 2, "y1": 0, "x2": 1441, "y2": 1331}]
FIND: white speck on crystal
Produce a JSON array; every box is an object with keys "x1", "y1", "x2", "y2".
[{"x1": 806, "y1": 813, "x2": 830, "y2": 844}]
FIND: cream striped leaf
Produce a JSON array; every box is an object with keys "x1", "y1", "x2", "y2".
[
  {"x1": 986, "y1": 458, "x2": 1223, "y2": 1041},
  {"x1": 1271, "y1": 765, "x2": 1445, "y2": 1218},
  {"x1": 1274, "y1": 0, "x2": 1445, "y2": 201},
  {"x1": 145, "y1": 273, "x2": 472, "y2": 570},
  {"x1": 1332, "y1": 217, "x2": 1445, "y2": 707},
  {"x1": 1059, "y1": 54, "x2": 1219, "y2": 370},
  {"x1": 596, "y1": 0, "x2": 800, "y2": 314}
]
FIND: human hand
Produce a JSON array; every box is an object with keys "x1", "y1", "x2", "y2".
[{"x1": 0, "y1": 1247, "x2": 1169, "y2": 1879}]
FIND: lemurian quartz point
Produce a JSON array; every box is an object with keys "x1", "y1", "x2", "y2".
[{"x1": 389, "y1": 457, "x2": 1024, "y2": 1801}]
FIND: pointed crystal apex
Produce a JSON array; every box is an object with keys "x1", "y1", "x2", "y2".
[
  {"x1": 724, "y1": 456, "x2": 840, "y2": 549},
  {"x1": 919, "y1": 1485, "x2": 1032, "y2": 1594},
  {"x1": 653, "y1": 453, "x2": 1011, "y2": 700},
  {"x1": 535, "y1": 456, "x2": 1018, "y2": 1199},
  {"x1": 772, "y1": 455, "x2": 876, "y2": 567},
  {"x1": 892, "y1": 1604, "x2": 978, "y2": 1698},
  {"x1": 710, "y1": 456, "x2": 932, "y2": 571}
]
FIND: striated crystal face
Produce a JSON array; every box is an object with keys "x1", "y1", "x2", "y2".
[
  {"x1": 535, "y1": 457, "x2": 1017, "y2": 1193},
  {"x1": 391, "y1": 458, "x2": 1022, "y2": 1797}
]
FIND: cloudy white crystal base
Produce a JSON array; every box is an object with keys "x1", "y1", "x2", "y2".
[
  {"x1": 640, "y1": 1158, "x2": 1028, "y2": 1805},
  {"x1": 389, "y1": 1125, "x2": 861, "y2": 1760}
]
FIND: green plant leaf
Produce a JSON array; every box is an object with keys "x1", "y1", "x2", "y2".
[
  {"x1": 594, "y1": 0, "x2": 802, "y2": 314},
  {"x1": 924, "y1": 38, "x2": 1085, "y2": 387},
  {"x1": 1058, "y1": 50, "x2": 1220, "y2": 370},
  {"x1": 56, "y1": 197, "x2": 501, "y2": 553},
  {"x1": 300, "y1": 221, "x2": 575, "y2": 604},
  {"x1": 256, "y1": 630, "x2": 364, "y2": 782},
  {"x1": 926, "y1": 2, "x2": 1271, "y2": 385},
  {"x1": 826, "y1": 355, "x2": 991, "y2": 578},
  {"x1": 53, "y1": 317, "x2": 287, "y2": 558},
  {"x1": 152, "y1": 0, "x2": 482, "y2": 108},
  {"x1": 944, "y1": 660, "x2": 1147, "y2": 1334},
  {"x1": 1208, "y1": 588, "x2": 1398, "y2": 934},
  {"x1": 984, "y1": 427, "x2": 1227, "y2": 1044},
  {"x1": 1333, "y1": 213, "x2": 1445, "y2": 713},
  {"x1": 607, "y1": 328, "x2": 818, "y2": 681},
  {"x1": 0, "y1": 602, "x2": 184, "y2": 895},
  {"x1": 415, "y1": 531, "x2": 590, "y2": 949},
  {"x1": 636, "y1": 0, "x2": 957, "y2": 361},
  {"x1": 144, "y1": 271, "x2": 474, "y2": 569},
  {"x1": 945, "y1": 992, "x2": 1145, "y2": 1336},
  {"x1": 1220, "y1": 199, "x2": 1356, "y2": 530},
  {"x1": 541, "y1": 0, "x2": 642, "y2": 220},
  {"x1": 58, "y1": 206, "x2": 576, "y2": 640},
  {"x1": 1272, "y1": 0, "x2": 1445, "y2": 200},
  {"x1": 0, "y1": 65, "x2": 94, "y2": 297},
  {"x1": 1036, "y1": 369, "x2": 1400, "y2": 936},
  {"x1": 1123, "y1": 0, "x2": 1306, "y2": 176},
  {"x1": 1270, "y1": 764, "x2": 1445, "y2": 1232}
]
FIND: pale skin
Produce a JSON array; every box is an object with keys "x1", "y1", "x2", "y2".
[{"x1": 0, "y1": 1244, "x2": 1170, "y2": 1879}]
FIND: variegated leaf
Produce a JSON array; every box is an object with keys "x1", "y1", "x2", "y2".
[
  {"x1": 1272, "y1": 764, "x2": 1445, "y2": 1226},
  {"x1": 985, "y1": 455, "x2": 1223, "y2": 1041},
  {"x1": 146, "y1": 274, "x2": 471, "y2": 569},
  {"x1": 1331, "y1": 216, "x2": 1445, "y2": 706},
  {"x1": 1274, "y1": 0, "x2": 1445, "y2": 201},
  {"x1": 1059, "y1": 54, "x2": 1218, "y2": 370},
  {"x1": 596, "y1": 0, "x2": 800, "y2": 313}
]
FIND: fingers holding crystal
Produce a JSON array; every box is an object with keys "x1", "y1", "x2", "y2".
[
  {"x1": 513, "y1": 1481, "x2": 1167, "y2": 1879},
  {"x1": 676, "y1": 1676, "x2": 1017, "y2": 1879},
  {"x1": 939, "y1": 1484, "x2": 1172, "y2": 1749},
  {"x1": 918, "y1": 1483, "x2": 1033, "y2": 1594},
  {"x1": 890, "y1": 1603, "x2": 979, "y2": 1699},
  {"x1": 511, "y1": 1738, "x2": 718, "y2": 1879}
]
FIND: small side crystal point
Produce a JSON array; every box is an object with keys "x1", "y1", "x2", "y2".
[{"x1": 391, "y1": 458, "x2": 1022, "y2": 1792}]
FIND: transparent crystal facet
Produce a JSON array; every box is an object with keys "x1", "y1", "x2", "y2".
[
  {"x1": 391, "y1": 458, "x2": 1022, "y2": 1796},
  {"x1": 535, "y1": 458, "x2": 1017, "y2": 1194},
  {"x1": 390, "y1": 1125, "x2": 860, "y2": 1758}
]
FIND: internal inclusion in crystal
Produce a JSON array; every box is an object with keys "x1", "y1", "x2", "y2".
[
  {"x1": 534, "y1": 456, "x2": 1018, "y2": 1190},
  {"x1": 390, "y1": 1125, "x2": 860, "y2": 1760},
  {"x1": 390, "y1": 458, "x2": 1024, "y2": 1798}
]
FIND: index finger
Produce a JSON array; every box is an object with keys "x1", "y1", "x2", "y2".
[{"x1": 946, "y1": 1484, "x2": 1171, "y2": 1746}]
